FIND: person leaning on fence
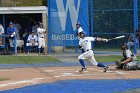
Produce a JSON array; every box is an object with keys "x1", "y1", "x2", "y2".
[
  {"x1": 26, "y1": 31, "x2": 38, "y2": 54},
  {"x1": 7, "y1": 22, "x2": 16, "y2": 54},
  {"x1": 127, "y1": 33, "x2": 134, "y2": 50},
  {"x1": 22, "y1": 30, "x2": 29, "y2": 53},
  {"x1": 115, "y1": 43, "x2": 138, "y2": 70},
  {"x1": 0, "y1": 22, "x2": 4, "y2": 46},
  {"x1": 136, "y1": 30, "x2": 140, "y2": 51}
]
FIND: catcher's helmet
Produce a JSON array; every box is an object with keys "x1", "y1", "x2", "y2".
[{"x1": 121, "y1": 43, "x2": 128, "y2": 50}]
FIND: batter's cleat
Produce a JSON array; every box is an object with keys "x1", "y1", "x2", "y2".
[
  {"x1": 79, "y1": 67, "x2": 86, "y2": 72},
  {"x1": 103, "y1": 66, "x2": 109, "y2": 72}
]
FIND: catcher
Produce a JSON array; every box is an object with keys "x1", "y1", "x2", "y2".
[{"x1": 115, "y1": 43, "x2": 138, "y2": 70}]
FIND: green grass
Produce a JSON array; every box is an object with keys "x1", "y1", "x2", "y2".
[
  {"x1": 0, "y1": 78, "x2": 10, "y2": 81},
  {"x1": 95, "y1": 55, "x2": 140, "y2": 62},
  {"x1": 94, "y1": 48, "x2": 120, "y2": 51},
  {"x1": 11, "y1": 0, "x2": 45, "y2": 6},
  {"x1": 0, "y1": 56, "x2": 60, "y2": 64},
  {"x1": 0, "y1": 55, "x2": 139, "y2": 64},
  {"x1": 95, "y1": 55, "x2": 122, "y2": 62}
]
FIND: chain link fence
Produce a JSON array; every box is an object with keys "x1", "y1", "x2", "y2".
[{"x1": 88, "y1": 0, "x2": 140, "y2": 55}]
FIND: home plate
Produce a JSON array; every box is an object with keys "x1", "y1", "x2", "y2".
[
  {"x1": 75, "y1": 71, "x2": 88, "y2": 73},
  {"x1": 62, "y1": 73, "x2": 74, "y2": 76}
]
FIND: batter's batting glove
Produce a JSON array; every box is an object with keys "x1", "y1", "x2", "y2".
[
  {"x1": 102, "y1": 39, "x2": 108, "y2": 42},
  {"x1": 10, "y1": 35, "x2": 14, "y2": 37},
  {"x1": 79, "y1": 45, "x2": 82, "y2": 49}
]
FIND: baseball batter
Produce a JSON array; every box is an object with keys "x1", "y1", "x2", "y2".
[
  {"x1": 78, "y1": 32, "x2": 109, "y2": 72},
  {"x1": 37, "y1": 23, "x2": 46, "y2": 54}
]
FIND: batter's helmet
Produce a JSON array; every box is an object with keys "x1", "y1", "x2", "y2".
[{"x1": 79, "y1": 32, "x2": 85, "y2": 35}]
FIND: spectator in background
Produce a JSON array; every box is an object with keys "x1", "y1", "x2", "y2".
[
  {"x1": 0, "y1": 22, "x2": 4, "y2": 46},
  {"x1": 7, "y1": 22, "x2": 16, "y2": 54},
  {"x1": 13, "y1": 20, "x2": 22, "y2": 40},
  {"x1": 32, "y1": 22, "x2": 39, "y2": 35},
  {"x1": 26, "y1": 31, "x2": 38, "y2": 54},
  {"x1": 137, "y1": 29, "x2": 140, "y2": 50},
  {"x1": 22, "y1": 29, "x2": 29, "y2": 53}
]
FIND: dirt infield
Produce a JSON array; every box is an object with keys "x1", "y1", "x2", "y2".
[{"x1": 0, "y1": 66, "x2": 140, "y2": 91}]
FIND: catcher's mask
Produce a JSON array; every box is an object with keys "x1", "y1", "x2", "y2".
[{"x1": 121, "y1": 43, "x2": 128, "y2": 50}]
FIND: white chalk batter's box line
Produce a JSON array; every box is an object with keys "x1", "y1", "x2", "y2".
[
  {"x1": 0, "y1": 70, "x2": 127, "y2": 88},
  {"x1": 0, "y1": 77, "x2": 50, "y2": 88},
  {"x1": 44, "y1": 68, "x2": 128, "y2": 75},
  {"x1": 44, "y1": 68, "x2": 100, "y2": 72}
]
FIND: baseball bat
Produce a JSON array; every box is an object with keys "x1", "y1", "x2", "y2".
[{"x1": 108, "y1": 35, "x2": 125, "y2": 41}]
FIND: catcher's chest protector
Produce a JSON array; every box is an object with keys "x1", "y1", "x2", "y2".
[{"x1": 123, "y1": 51, "x2": 127, "y2": 60}]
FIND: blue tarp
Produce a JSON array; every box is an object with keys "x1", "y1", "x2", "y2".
[
  {"x1": 48, "y1": 0, "x2": 89, "y2": 46},
  {"x1": 1, "y1": 79, "x2": 140, "y2": 93}
]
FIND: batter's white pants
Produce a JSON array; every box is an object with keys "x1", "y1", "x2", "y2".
[
  {"x1": 78, "y1": 50, "x2": 98, "y2": 66},
  {"x1": 38, "y1": 37, "x2": 45, "y2": 48}
]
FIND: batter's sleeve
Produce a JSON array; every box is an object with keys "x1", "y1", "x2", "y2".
[{"x1": 88, "y1": 37, "x2": 96, "y2": 42}]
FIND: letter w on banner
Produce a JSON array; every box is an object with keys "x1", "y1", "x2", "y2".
[{"x1": 48, "y1": 0, "x2": 89, "y2": 46}]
